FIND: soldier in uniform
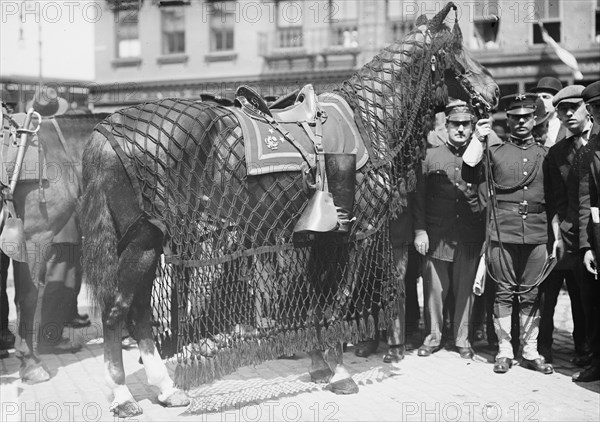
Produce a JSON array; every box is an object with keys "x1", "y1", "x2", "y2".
[
  {"x1": 413, "y1": 100, "x2": 485, "y2": 360},
  {"x1": 462, "y1": 93, "x2": 554, "y2": 374},
  {"x1": 576, "y1": 80, "x2": 600, "y2": 382}
]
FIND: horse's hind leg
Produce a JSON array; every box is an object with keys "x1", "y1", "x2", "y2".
[
  {"x1": 104, "y1": 221, "x2": 161, "y2": 418},
  {"x1": 124, "y1": 223, "x2": 189, "y2": 409}
]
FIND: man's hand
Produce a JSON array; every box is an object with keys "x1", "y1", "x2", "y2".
[
  {"x1": 583, "y1": 249, "x2": 597, "y2": 277},
  {"x1": 551, "y1": 238, "x2": 565, "y2": 261},
  {"x1": 474, "y1": 118, "x2": 492, "y2": 142},
  {"x1": 414, "y1": 229, "x2": 429, "y2": 256}
]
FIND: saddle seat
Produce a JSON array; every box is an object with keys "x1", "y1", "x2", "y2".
[{"x1": 236, "y1": 84, "x2": 319, "y2": 124}]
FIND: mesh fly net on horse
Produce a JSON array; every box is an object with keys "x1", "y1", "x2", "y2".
[{"x1": 80, "y1": 3, "x2": 498, "y2": 417}]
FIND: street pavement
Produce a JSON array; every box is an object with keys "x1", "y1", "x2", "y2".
[{"x1": 1, "y1": 275, "x2": 599, "y2": 422}]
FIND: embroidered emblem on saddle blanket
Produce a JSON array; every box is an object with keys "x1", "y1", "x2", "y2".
[
  {"x1": 231, "y1": 93, "x2": 368, "y2": 176},
  {"x1": 0, "y1": 113, "x2": 46, "y2": 185}
]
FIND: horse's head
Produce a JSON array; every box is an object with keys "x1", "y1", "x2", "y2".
[
  {"x1": 422, "y1": 2, "x2": 500, "y2": 115},
  {"x1": 337, "y1": 1, "x2": 499, "y2": 216}
]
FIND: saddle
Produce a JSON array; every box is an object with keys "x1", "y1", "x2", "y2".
[
  {"x1": 233, "y1": 84, "x2": 367, "y2": 233},
  {"x1": 237, "y1": 84, "x2": 319, "y2": 124}
]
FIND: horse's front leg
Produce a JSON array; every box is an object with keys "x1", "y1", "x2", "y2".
[{"x1": 325, "y1": 341, "x2": 358, "y2": 395}]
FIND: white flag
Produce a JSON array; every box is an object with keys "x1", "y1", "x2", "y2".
[{"x1": 538, "y1": 21, "x2": 583, "y2": 80}]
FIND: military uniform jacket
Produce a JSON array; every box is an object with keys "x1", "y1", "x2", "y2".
[
  {"x1": 414, "y1": 140, "x2": 485, "y2": 262},
  {"x1": 462, "y1": 138, "x2": 549, "y2": 245}
]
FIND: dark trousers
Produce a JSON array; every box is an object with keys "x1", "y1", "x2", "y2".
[
  {"x1": 489, "y1": 242, "x2": 547, "y2": 318},
  {"x1": 405, "y1": 246, "x2": 421, "y2": 335},
  {"x1": 40, "y1": 243, "x2": 80, "y2": 344},
  {"x1": 1, "y1": 251, "x2": 9, "y2": 330},
  {"x1": 422, "y1": 243, "x2": 480, "y2": 349},
  {"x1": 575, "y1": 251, "x2": 600, "y2": 360},
  {"x1": 539, "y1": 254, "x2": 587, "y2": 353}
]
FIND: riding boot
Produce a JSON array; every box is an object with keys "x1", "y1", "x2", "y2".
[
  {"x1": 324, "y1": 153, "x2": 356, "y2": 233},
  {"x1": 494, "y1": 316, "x2": 513, "y2": 360}
]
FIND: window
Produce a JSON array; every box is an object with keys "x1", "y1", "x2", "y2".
[
  {"x1": 472, "y1": 0, "x2": 500, "y2": 49},
  {"x1": 328, "y1": 0, "x2": 359, "y2": 48},
  {"x1": 115, "y1": 9, "x2": 140, "y2": 58},
  {"x1": 386, "y1": 0, "x2": 415, "y2": 42},
  {"x1": 596, "y1": 0, "x2": 600, "y2": 43},
  {"x1": 209, "y1": 6, "x2": 234, "y2": 51},
  {"x1": 161, "y1": 8, "x2": 185, "y2": 54},
  {"x1": 533, "y1": 0, "x2": 561, "y2": 44},
  {"x1": 276, "y1": 0, "x2": 303, "y2": 48}
]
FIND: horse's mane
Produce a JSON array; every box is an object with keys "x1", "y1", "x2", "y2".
[{"x1": 336, "y1": 18, "x2": 461, "y2": 216}]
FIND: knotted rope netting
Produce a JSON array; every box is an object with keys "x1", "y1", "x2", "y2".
[{"x1": 97, "y1": 5, "x2": 465, "y2": 390}]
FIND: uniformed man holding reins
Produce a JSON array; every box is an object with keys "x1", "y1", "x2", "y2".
[{"x1": 462, "y1": 93, "x2": 555, "y2": 375}]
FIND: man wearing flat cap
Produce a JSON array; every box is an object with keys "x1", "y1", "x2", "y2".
[
  {"x1": 531, "y1": 77, "x2": 564, "y2": 146},
  {"x1": 541, "y1": 85, "x2": 593, "y2": 366},
  {"x1": 462, "y1": 93, "x2": 554, "y2": 375},
  {"x1": 413, "y1": 99, "x2": 485, "y2": 360},
  {"x1": 576, "y1": 80, "x2": 600, "y2": 382}
]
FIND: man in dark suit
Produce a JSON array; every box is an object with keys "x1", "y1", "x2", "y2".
[
  {"x1": 576, "y1": 80, "x2": 600, "y2": 382},
  {"x1": 462, "y1": 93, "x2": 554, "y2": 375},
  {"x1": 540, "y1": 85, "x2": 593, "y2": 363},
  {"x1": 413, "y1": 100, "x2": 485, "y2": 360}
]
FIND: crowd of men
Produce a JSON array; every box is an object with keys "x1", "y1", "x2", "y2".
[{"x1": 355, "y1": 78, "x2": 600, "y2": 383}]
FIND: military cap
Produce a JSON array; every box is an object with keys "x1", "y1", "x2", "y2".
[
  {"x1": 552, "y1": 85, "x2": 585, "y2": 107},
  {"x1": 534, "y1": 97, "x2": 553, "y2": 127},
  {"x1": 500, "y1": 93, "x2": 537, "y2": 116},
  {"x1": 531, "y1": 77, "x2": 563, "y2": 95},
  {"x1": 582, "y1": 81, "x2": 600, "y2": 104},
  {"x1": 445, "y1": 99, "x2": 474, "y2": 122}
]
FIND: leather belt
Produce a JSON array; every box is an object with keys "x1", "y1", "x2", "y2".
[{"x1": 496, "y1": 201, "x2": 545, "y2": 215}]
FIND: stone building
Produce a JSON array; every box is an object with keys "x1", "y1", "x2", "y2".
[{"x1": 92, "y1": 0, "x2": 600, "y2": 111}]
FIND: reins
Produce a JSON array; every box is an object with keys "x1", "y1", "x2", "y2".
[{"x1": 462, "y1": 86, "x2": 556, "y2": 295}]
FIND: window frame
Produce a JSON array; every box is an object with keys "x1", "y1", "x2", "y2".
[
  {"x1": 161, "y1": 7, "x2": 186, "y2": 55},
  {"x1": 532, "y1": 0, "x2": 562, "y2": 45},
  {"x1": 114, "y1": 8, "x2": 141, "y2": 59}
]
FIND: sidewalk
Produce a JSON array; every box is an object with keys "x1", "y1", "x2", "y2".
[{"x1": 1, "y1": 276, "x2": 599, "y2": 422}]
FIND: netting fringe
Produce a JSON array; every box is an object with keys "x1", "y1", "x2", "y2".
[{"x1": 174, "y1": 317, "x2": 378, "y2": 390}]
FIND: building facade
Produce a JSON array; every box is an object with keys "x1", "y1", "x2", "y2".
[{"x1": 92, "y1": 0, "x2": 600, "y2": 111}]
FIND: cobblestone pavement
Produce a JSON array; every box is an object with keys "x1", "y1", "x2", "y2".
[{"x1": 1, "y1": 277, "x2": 599, "y2": 422}]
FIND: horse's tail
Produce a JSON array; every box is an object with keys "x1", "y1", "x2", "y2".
[{"x1": 79, "y1": 129, "x2": 119, "y2": 314}]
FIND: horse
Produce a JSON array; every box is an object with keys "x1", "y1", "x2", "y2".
[
  {"x1": 0, "y1": 111, "x2": 107, "y2": 382},
  {"x1": 80, "y1": 3, "x2": 499, "y2": 418}
]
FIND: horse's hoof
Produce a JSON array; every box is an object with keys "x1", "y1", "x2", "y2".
[
  {"x1": 20, "y1": 364, "x2": 50, "y2": 385},
  {"x1": 309, "y1": 368, "x2": 334, "y2": 384},
  {"x1": 326, "y1": 378, "x2": 359, "y2": 395},
  {"x1": 159, "y1": 389, "x2": 190, "y2": 408},
  {"x1": 110, "y1": 400, "x2": 143, "y2": 418}
]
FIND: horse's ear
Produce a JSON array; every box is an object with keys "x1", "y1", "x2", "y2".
[{"x1": 428, "y1": 2, "x2": 456, "y2": 32}]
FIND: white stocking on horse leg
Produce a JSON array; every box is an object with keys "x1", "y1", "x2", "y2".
[{"x1": 137, "y1": 339, "x2": 189, "y2": 407}]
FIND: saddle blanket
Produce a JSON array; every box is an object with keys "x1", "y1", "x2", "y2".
[
  {"x1": 1, "y1": 113, "x2": 46, "y2": 185},
  {"x1": 230, "y1": 93, "x2": 368, "y2": 176}
]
